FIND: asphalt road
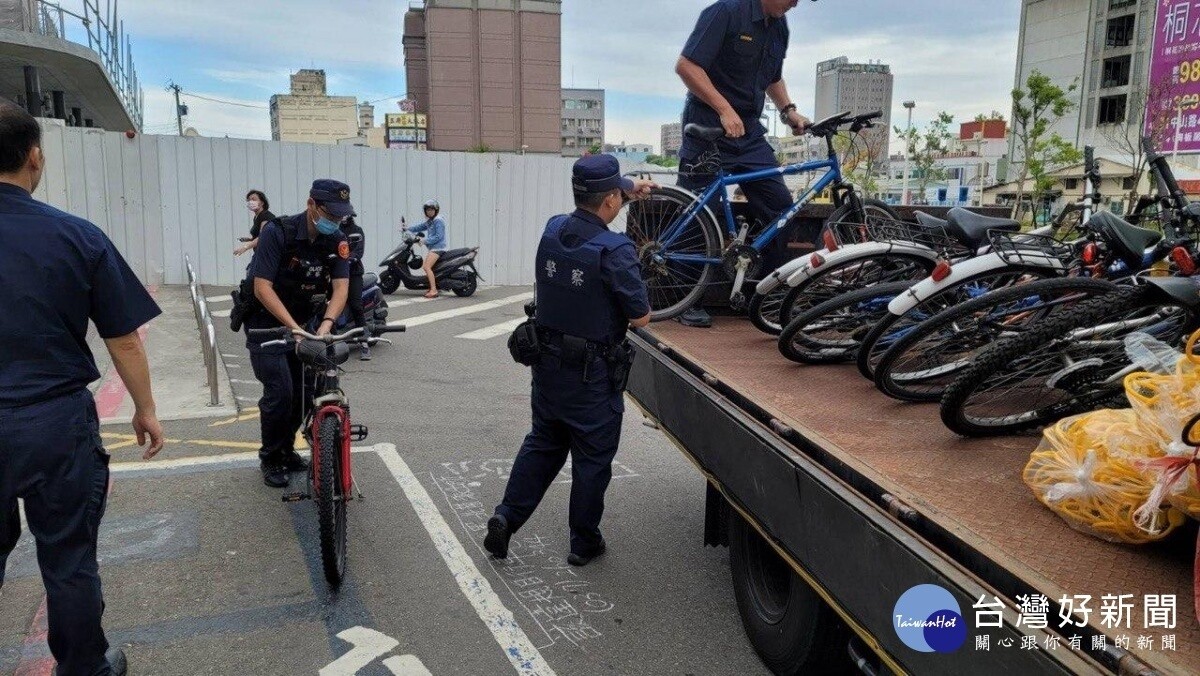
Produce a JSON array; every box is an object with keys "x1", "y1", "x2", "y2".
[{"x1": 0, "y1": 285, "x2": 773, "y2": 676}]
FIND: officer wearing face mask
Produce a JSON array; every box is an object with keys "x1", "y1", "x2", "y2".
[{"x1": 244, "y1": 179, "x2": 352, "y2": 487}]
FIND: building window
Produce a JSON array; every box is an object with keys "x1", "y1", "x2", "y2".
[
  {"x1": 1102, "y1": 55, "x2": 1131, "y2": 88},
  {"x1": 1122, "y1": 176, "x2": 1136, "y2": 190},
  {"x1": 1108, "y1": 0, "x2": 1135, "y2": 10},
  {"x1": 1106, "y1": 14, "x2": 1135, "y2": 48},
  {"x1": 1063, "y1": 178, "x2": 1079, "y2": 190},
  {"x1": 1098, "y1": 94, "x2": 1127, "y2": 124}
]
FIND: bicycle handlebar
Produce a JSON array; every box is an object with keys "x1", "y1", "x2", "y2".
[{"x1": 249, "y1": 324, "x2": 407, "y2": 345}]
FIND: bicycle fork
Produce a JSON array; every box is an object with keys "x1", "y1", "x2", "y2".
[{"x1": 728, "y1": 216, "x2": 754, "y2": 310}]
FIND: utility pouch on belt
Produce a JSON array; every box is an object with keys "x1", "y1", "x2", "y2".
[
  {"x1": 508, "y1": 319, "x2": 542, "y2": 366},
  {"x1": 608, "y1": 341, "x2": 635, "y2": 393}
]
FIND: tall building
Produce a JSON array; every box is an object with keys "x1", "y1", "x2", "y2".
[
  {"x1": 561, "y1": 88, "x2": 604, "y2": 156},
  {"x1": 660, "y1": 122, "x2": 683, "y2": 158},
  {"x1": 814, "y1": 56, "x2": 893, "y2": 166},
  {"x1": 358, "y1": 102, "x2": 375, "y2": 131},
  {"x1": 1012, "y1": 1, "x2": 1172, "y2": 163},
  {"x1": 403, "y1": 0, "x2": 562, "y2": 153},
  {"x1": 269, "y1": 69, "x2": 360, "y2": 144}
]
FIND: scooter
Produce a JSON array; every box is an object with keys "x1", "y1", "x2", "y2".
[
  {"x1": 307, "y1": 235, "x2": 390, "y2": 335},
  {"x1": 378, "y1": 217, "x2": 482, "y2": 296}
]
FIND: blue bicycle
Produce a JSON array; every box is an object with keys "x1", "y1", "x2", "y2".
[{"x1": 623, "y1": 110, "x2": 898, "y2": 320}]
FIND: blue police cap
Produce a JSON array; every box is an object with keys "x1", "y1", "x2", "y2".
[
  {"x1": 572, "y1": 154, "x2": 635, "y2": 195},
  {"x1": 310, "y1": 179, "x2": 356, "y2": 218}
]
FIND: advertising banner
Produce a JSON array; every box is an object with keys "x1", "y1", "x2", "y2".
[{"x1": 1147, "y1": 1, "x2": 1200, "y2": 152}]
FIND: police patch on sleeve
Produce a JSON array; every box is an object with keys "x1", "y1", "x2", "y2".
[{"x1": 338, "y1": 241, "x2": 350, "y2": 259}]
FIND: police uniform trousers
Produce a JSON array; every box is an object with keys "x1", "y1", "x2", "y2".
[
  {"x1": 249, "y1": 346, "x2": 314, "y2": 462},
  {"x1": 497, "y1": 353, "x2": 623, "y2": 555},
  {"x1": 0, "y1": 389, "x2": 111, "y2": 675},
  {"x1": 678, "y1": 133, "x2": 794, "y2": 232},
  {"x1": 347, "y1": 262, "x2": 368, "y2": 333}
]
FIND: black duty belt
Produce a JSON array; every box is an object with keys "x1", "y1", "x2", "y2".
[{"x1": 536, "y1": 328, "x2": 614, "y2": 364}]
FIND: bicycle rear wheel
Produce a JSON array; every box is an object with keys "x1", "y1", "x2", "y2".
[
  {"x1": 779, "y1": 253, "x2": 935, "y2": 325},
  {"x1": 778, "y1": 280, "x2": 914, "y2": 365},
  {"x1": 873, "y1": 277, "x2": 1118, "y2": 402},
  {"x1": 855, "y1": 267, "x2": 1057, "y2": 381},
  {"x1": 624, "y1": 186, "x2": 722, "y2": 320},
  {"x1": 317, "y1": 415, "x2": 348, "y2": 587},
  {"x1": 940, "y1": 285, "x2": 1199, "y2": 437}
]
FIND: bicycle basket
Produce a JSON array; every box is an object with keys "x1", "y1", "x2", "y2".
[
  {"x1": 862, "y1": 218, "x2": 969, "y2": 256},
  {"x1": 988, "y1": 229, "x2": 1074, "y2": 267}
]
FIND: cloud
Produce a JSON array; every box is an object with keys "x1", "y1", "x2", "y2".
[{"x1": 143, "y1": 88, "x2": 271, "y2": 139}]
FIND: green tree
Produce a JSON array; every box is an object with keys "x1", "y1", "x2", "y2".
[
  {"x1": 588, "y1": 143, "x2": 603, "y2": 155},
  {"x1": 1010, "y1": 70, "x2": 1079, "y2": 218},
  {"x1": 895, "y1": 111, "x2": 955, "y2": 202},
  {"x1": 833, "y1": 131, "x2": 888, "y2": 197},
  {"x1": 974, "y1": 111, "x2": 1007, "y2": 123},
  {"x1": 467, "y1": 143, "x2": 492, "y2": 153},
  {"x1": 1028, "y1": 133, "x2": 1083, "y2": 214}
]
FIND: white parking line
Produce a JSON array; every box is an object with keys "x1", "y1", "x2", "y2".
[
  {"x1": 211, "y1": 309, "x2": 231, "y2": 318},
  {"x1": 456, "y1": 318, "x2": 525, "y2": 341},
  {"x1": 387, "y1": 296, "x2": 438, "y2": 307},
  {"x1": 108, "y1": 444, "x2": 555, "y2": 676},
  {"x1": 402, "y1": 293, "x2": 534, "y2": 329},
  {"x1": 205, "y1": 295, "x2": 232, "y2": 304}
]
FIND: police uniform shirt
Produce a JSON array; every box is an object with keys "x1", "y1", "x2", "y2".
[
  {"x1": 681, "y1": 0, "x2": 789, "y2": 135},
  {"x1": 559, "y1": 209, "x2": 650, "y2": 342},
  {"x1": 245, "y1": 213, "x2": 349, "y2": 339},
  {"x1": 0, "y1": 182, "x2": 161, "y2": 406}
]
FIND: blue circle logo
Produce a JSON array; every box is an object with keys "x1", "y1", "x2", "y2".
[{"x1": 893, "y1": 584, "x2": 967, "y2": 653}]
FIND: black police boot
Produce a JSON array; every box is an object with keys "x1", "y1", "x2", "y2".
[
  {"x1": 484, "y1": 514, "x2": 512, "y2": 559},
  {"x1": 567, "y1": 539, "x2": 607, "y2": 567},
  {"x1": 107, "y1": 648, "x2": 128, "y2": 676},
  {"x1": 678, "y1": 306, "x2": 712, "y2": 328},
  {"x1": 261, "y1": 460, "x2": 289, "y2": 488},
  {"x1": 281, "y1": 450, "x2": 310, "y2": 472}
]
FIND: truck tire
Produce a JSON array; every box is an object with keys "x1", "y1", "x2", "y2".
[{"x1": 728, "y1": 511, "x2": 849, "y2": 675}]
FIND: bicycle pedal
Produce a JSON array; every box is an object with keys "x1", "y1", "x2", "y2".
[
  {"x1": 281, "y1": 492, "x2": 310, "y2": 503},
  {"x1": 349, "y1": 424, "x2": 369, "y2": 441}
]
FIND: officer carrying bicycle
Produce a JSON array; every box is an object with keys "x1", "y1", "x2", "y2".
[
  {"x1": 243, "y1": 179, "x2": 353, "y2": 487},
  {"x1": 487, "y1": 155, "x2": 656, "y2": 566},
  {"x1": 674, "y1": 0, "x2": 813, "y2": 327}
]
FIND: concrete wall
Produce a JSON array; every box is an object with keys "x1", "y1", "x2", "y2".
[
  {"x1": 1012, "y1": 0, "x2": 1090, "y2": 157},
  {"x1": 32, "y1": 121, "x2": 578, "y2": 287}
]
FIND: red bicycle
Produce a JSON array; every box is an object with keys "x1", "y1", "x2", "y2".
[{"x1": 251, "y1": 324, "x2": 404, "y2": 586}]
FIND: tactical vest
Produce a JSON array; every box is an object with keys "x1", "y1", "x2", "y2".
[
  {"x1": 534, "y1": 215, "x2": 631, "y2": 344},
  {"x1": 270, "y1": 218, "x2": 333, "y2": 319}
]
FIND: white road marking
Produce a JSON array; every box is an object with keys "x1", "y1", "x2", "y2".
[
  {"x1": 456, "y1": 317, "x2": 525, "y2": 341},
  {"x1": 221, "y1": 353, "x2": 242, "y2": 360},
  {"x1": 211, "y1": 309, "x2": 231, "y2": 318},
  {"x1": 386, "y1": 296, "x2": 438, "y2": 307},
  {"x1": 205, "y1": 295, "x2": 232, "y2": 304},
  {"x1": 320, "y1": 627, "x2": 399, "y2": 676},
  {"x1": 383, "y1": 655, "x2": 434, "y2": 676},
  {"x1": 230, "y1": 379, "x2": 259, "y2": 385},
  {"x1": 375, "y1": 443, "x2": 554, "y2": 676},
  {"x1": 401, "y1": 292, "x2": 534, "y2": 329}
]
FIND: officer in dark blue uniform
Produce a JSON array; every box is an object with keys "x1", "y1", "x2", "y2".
[
  {"x1": 485, "y1": 155, "x2": 655, "y2": 566},
  {"x1": 674, "y1": 0, "x2": 813, "y2": 327},
  {"x1": 0, "y1": 99, "x2": 163, "y2": 676},
  {"x1": 245, "y1": 179, "x2": 352, "y2": 487}
]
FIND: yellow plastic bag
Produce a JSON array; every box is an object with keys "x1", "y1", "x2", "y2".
[{"x1": 1024, "y1": 411, "x2": 1186, "y2": 545}]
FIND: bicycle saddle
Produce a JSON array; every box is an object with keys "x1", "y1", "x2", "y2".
[
  {"x1": 298, "y1": 339, "x2": 351, "y2": 367},
  {"x1": 944, "y1": 207, "x2": 1020, "y2": 249},
  {"x1": 1087, "y1": 210, "x2": 1162, "y2": 270},
  {"x1": 913, "y1": 211, "x2": 948, "y2": 229},
  {"x1": 684, "y1": 124, "x2": 725, "y2": 142}
]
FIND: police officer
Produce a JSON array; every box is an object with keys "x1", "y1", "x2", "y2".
[
  {"x1": 485, "y1": 155, "x2": 655, "y2": 566},
  {"x1": 0, "y1": 99, "x2": 163, "y2": 675},
  {"x1": 339, "y1": 215, "x2": 371, "y2": 361},
  {"x1": 674, "y1": 0, "x2": 813, "y2": 327},
  {"x1": 246, "y1": 179, "x2": 352, "y2": 487}
]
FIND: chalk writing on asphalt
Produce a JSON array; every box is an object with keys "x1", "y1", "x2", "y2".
[{"x1": 431, "y1": 460, "x2": 634, "y2": 649}]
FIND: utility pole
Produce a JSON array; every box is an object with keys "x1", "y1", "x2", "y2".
[
  {"x1": 167, "y1": 81, "x2": 184, "y2": 136},
  {"x1": 901, "y1": 100, "x2": 916, "y2": 205}
]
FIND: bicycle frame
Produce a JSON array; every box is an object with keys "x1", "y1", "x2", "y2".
[{"x1": 656, "y1": 146, "x2": 845, "y2": 266}]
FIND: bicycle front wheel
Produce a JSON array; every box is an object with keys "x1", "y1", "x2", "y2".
[
  {"x1": 779, "y1": 280, "x2": 914, "y2": 365},
  {"x1": 624, "y1": 186, "x2": 722, "y2": 320},
  {"x1": 873, "y1": 277, "x2": 1117, "y2": 402},
  {"x1": 940, "y1": 285, "x2": 1199, "y2": 437},
  {"x1": 779, "y1": 253, "x2": 936, "y2": 324},
  {"x1": 316, "y1": 415, "x2": 348, "y2": 587}
]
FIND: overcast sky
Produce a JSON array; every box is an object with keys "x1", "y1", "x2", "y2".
[{"x1": 123, "y1": 1, "x2": 1021, "y2": 148}]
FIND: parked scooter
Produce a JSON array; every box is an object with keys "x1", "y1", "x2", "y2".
[
  {"x1": 305, "y1": 274, "x2": 389, "y2": 336},
  {"x1": 378, "y1": 217, "x2": 482, "y2": 296}
]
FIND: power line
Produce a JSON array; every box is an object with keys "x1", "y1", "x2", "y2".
[{"x1": 180, "y1": 90, "x2": 408, "y2": 111}]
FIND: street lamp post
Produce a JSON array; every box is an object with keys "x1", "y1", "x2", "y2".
[
  {"x1": 901, "y1": 100, "x2": 916, "y2": 206},
  {"x1": 974, "y1": 131, "x2": 985, "y2": 207}
]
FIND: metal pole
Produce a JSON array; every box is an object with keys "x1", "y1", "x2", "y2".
[
  {"x1": 901, "y1": 101, "x2": 915, "y2": 206},
  {"x1": 51, "y1": 91, "x2": 65, "y2": 120},
  {"x1": 1173, "y1": 104, "x2": 1184, "y2": 162},
  {"x1": 23, "y1": 66, "x2": 42, "y2": 117},
  {"x1": 169, "y1": 82, "x2": 183, "y2": 136}
]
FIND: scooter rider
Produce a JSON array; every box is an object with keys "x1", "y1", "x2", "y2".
[
  {"x1": 339, "y1": 215, "x2": 372, "y2": 361},
  {"x1": 406, "y1": 199, "x2": 447, "y2": 298},
  {"x1": 245, "y1": 179, "x2": 352, "y2": 488}
]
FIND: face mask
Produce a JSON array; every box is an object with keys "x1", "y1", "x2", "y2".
[
  {"x1": 315, "y1": 214, "x2": 341, "y2": 235},
  {"x1": 247, "y1": 200, "x2": 259, "y2": 211}
]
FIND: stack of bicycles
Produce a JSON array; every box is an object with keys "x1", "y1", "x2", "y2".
[{"x1": 631, "y1": 131, "x2": 1200, "y2": 439}]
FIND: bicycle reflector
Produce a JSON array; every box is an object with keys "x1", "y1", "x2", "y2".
[
  {"x1": 1171, "y1": 246, "x2": 1197, "y2": 275},
  {"x1": 931, "y1": 259, "x2": 953, "y2": 282},
  {"x1": 822, "y1": 229, "x2": 839, "y2": 252},
  {"x1": 1082, "y1": 242, "x2": 1100, "y2": 265}
]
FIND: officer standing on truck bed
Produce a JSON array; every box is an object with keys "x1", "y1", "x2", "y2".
[{"x1": 486, "y1": 155, "x2": 655, "y2": 566}]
